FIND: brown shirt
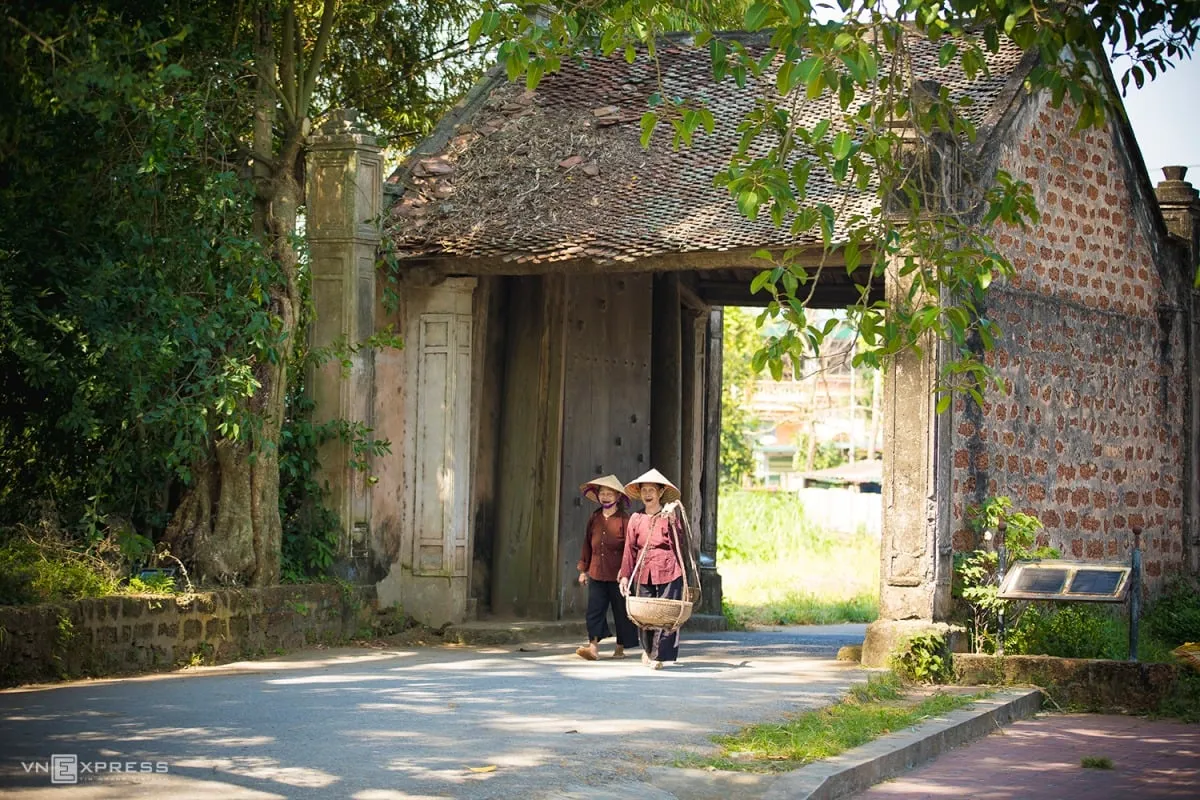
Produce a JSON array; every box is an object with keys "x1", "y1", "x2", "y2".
[
  {"x1": 619, "y1": 511, "x2": 684, "y2": 585},
  {"x1": 577, "y1": 508, "x2": 628, "y2": 582}
]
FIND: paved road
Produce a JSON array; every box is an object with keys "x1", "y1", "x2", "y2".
[
  {"x1": 850, "y1": 712, "x2": 1200, "y2": 800},
  {"x1": 0, "y1": 626, "x2": 867, "y2": 799}
]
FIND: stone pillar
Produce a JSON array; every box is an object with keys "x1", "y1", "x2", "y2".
[
  {"x1": 306, "y1": 110, "x2": 384, "y2": 574},
  {"x1": 861, "y1": 265, "x2": 956, "y2": 666},
  {"x1": 1155, "y1": 166, "x2": 1200, "y2": 576}
]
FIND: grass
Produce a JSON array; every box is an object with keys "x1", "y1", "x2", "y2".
[
  {"x1": 683, "y1": 673, "x2": 988, "y2": 772},
  {"x1": 718, "y1": 489, "x2": 879, "y2": 627},
  {"x1": 1081, "y1": 756, "x2": 1114, "y2": 769}
]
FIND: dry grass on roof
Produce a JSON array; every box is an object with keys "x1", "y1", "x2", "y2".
[{"x1": 389, "y1": 82, "x2": 651, "y2": 246}]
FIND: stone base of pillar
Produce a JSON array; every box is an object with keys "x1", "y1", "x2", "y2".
[
  {"x1": 696, "y1": 566, "x2": 723, "y2": 617},
  {"x1": 862, "y1": 619, "x2": 968, "y2": 668}
]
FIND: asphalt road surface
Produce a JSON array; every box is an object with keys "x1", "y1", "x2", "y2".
[{"x1": 0, "y1": 626, "x2": 867, "y2": 799}]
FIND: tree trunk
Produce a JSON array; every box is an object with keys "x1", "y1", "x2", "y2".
[{"x1": 163, "y1": 4, "x2": 301, "y2": 587}]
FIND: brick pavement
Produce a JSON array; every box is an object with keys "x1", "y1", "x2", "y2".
[{"x1": 852, "y1": 713, "x2": 1200, "y2": 799}]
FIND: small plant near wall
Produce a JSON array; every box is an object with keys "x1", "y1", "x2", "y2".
[
  {"x1": 953, "y1": 496, "x2": 1058, "y2": 654},
  {"x1": 891, "y1": 632, "x2": 954, "y2": 684}
]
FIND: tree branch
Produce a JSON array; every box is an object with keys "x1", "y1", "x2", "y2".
[
  {"x1": 297, "y1": 0, "x2": 339, "y2": 121},
  {"x1": 280, "y1": 4, "x2": 297, "y2": 122}
]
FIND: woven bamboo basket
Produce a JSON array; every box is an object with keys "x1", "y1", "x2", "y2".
[{"x1": 626, "y1": 591, "x2": 695, "y2": 631}]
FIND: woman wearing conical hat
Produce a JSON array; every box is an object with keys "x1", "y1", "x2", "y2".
[
  {"x1": 574, "y1": 475, "x2": 640, "y2": 661},
  {"x1": 618, "y1": 468, "x2": 689, "y2": 669}
]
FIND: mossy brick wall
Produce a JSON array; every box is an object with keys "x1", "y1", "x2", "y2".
[
  {"x1": 0, "y1": 584, "x2": 375, "y2": 687},
  {"x1": 950, "y1": 93, "x2": 1191, "y2": 595},
  {"x1": 954, "y1": 653, "x2": 1186, "y2": 714}
]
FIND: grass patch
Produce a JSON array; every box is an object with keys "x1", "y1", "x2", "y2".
[
  {"x1": 718, "y1": 489, "x2": 879, "y2": 627},
  {"x1": 684, "y1": 673, "x2": 987, "y2": 773},
  {"x1": 1081, "y1": 756, "x2": 1113, "y2": 769}
]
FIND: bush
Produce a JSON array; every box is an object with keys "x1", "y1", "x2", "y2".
[
  {"x1": 891, "y1": 632, "x2": 953, "y2": 684},
  {"x1": 1144, "y1": 580, "x2": 1200, "y2": 649},
  {"x1": 1008, "y1": 603, "x2": 1126, "y2": 660},
  {"x1": 0, "y1": 533, "x2": 121, "y2": 605},
  {"x1": 953, "y1": 496, "x2": 1058, "y2": 654}
]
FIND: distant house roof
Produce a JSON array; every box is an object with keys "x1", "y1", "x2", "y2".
[
  {"x1": 385, "y1": 30, "x2": 1030, "y2": 268},
  {"x1": 800, "y1": 458, "x2": 883, "y2": 487}
]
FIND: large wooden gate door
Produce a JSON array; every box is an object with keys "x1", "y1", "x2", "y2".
[{"x1": 557, "y1": 274, "x2": 653, "y2": 618}]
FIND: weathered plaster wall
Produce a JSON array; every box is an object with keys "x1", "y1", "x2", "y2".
[
  {"x1": 951, "y1": 95, "x2": 1190, "y2": 592},
  {"x1": 0, "y1": 585, "x2": 374, "y2": 687}
]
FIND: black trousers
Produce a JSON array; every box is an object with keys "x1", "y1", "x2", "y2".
[
  {"x1": 637, "y1": 576, "x2": 683, "y2": 662},
  {"x1": 586, "y1": 579, "x2": 640, "y2": 647}
]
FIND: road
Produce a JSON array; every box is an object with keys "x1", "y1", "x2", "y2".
[{"x1": 0, "y1": 626, "x2": 867, "y2": 799}]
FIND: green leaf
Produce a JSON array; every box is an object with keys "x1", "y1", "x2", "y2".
[
  {"x1": 744, "y1": 2, "x2": 771, "y2": 31},
  {"x1": 938, "y1": 41, "x2": 957, "y2": 67},
  {"x1": 750, "y1": 269, "x2": 774, "y2": 294},
  {"x1": 780, "y1": 0, "x2": 806, "y2": 26},
  {"x1": 831, "y1": 131, "x2": 853, "y2": 160},
  {"x1": 640, "y1": 112, "x2": 658, "y2": 147}
]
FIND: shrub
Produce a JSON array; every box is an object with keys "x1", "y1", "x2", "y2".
[
  {"x1": 953, "y1": 496, "x2": 1058, "y2": 654},
  {"x1": 1144, "y1": 579, "x2": 1200, "y2": 649},
  {"x1": 1008, "y1": 603, "x2": 1126, "y2": 660},
  {"x1": 891, "y1": 632, "x2": 953, "y2": 684},
  {"x1": 0, "y1": 533, "x2": 121, "y2": 605}
]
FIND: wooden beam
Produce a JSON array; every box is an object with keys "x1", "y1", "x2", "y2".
[
  {"x1": 392, "y1": 245, "x2": 850, "y2": 277},
  {"x1": 695, "y1": 279, "x2": 882, "y2": 308},
  {"x1": 677, "y1": 279, "x2": 710, "y2": 313}
]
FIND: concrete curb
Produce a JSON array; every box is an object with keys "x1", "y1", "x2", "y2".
[
  {"x1": 763, "y1": 688, "x2": 1043, "y2": 800},
  {"x1": 643, "y1": 687, "x2": 1042, "y2": 800}
]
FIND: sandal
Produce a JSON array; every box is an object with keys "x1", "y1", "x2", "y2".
[
  {"x1": 611, "y1": 647, "x2": 626, "y2": 659},
  {"x1": 575, "y1": 645, "x2": 598, "y2": 661}
]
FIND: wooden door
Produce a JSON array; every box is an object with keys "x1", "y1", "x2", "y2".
[{"x1": 557, "y1": 274, "x2": 653, "y2": 618}]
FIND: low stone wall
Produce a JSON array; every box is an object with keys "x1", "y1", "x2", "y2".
[
  {"x1": 954, "y1": 653, "x2": 1187, "y2": 714},
  {"x1": 0, "y1": 584, "x2": 376, "y2": 687}
]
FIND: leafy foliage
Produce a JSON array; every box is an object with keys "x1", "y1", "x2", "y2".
[
  {"x1": 1, "y1": 1, "x2": 478, "y2": 584},
  {"x1": 0, "y1": 531, "x2": 122, "y2": 605},
  {"x1": 1007, "y1": 603, "x2": 1125, "y2": 660},
  {"x1": 721, "y1": 308, "x2": 761, "y2": 486},
  {"x1": 953, "y1": 496, "x2": 1057, "y2": 653},
  {"x1": 1144, "y1": 579, "x2": 1200, "y2": 649},
  {"x1": 890, "y1": 631, "x2": 954, "y2": 684}
]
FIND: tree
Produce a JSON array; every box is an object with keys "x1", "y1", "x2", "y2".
[
  {"x1": 475, "y1": 0, "x2": 1200, "y2": 402},
  {"x1": 1, "y1": 1, "x2": 485, "y2": 584},
  {"x1": 721, "y1": 308, "x2": 761, "y2": 486}
]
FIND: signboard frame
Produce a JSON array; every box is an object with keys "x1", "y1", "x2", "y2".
[{"x1": 997, "y1": 559, "x2": 1132, "y2": 603}]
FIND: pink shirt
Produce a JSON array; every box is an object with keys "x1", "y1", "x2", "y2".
[{"x1": 619, "y1": 511, "x2": 684, "y2": 585}]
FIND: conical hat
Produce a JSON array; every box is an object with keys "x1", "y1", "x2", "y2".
[
  {"x1": 579, "y1": 474, "x2": 629, "y2": 504},
  {"x1": 624, "y1": 468, "x2": 681, "y2": 504}
]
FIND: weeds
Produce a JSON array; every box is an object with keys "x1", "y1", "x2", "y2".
[
  {"x1": 685, "y1": 673, "x2": 986, "y2": 772},
  {"x1": 1081, "y1": 756, "x2": 1113, "y2": 769},
  {"x1": 718, "y1": 490, "x2": 879, "y2": 627}
]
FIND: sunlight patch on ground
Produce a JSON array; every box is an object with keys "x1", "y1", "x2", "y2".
[{"x1": 172, "y1": 755, "x2": 338, "y2": 788}]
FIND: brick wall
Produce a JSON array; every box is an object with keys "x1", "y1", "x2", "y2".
[
  {"x1": 949, "y1": 94, "x2": 1189, "y2": 593},
  {"x1": 0, "y1": 584, "x2": 376, "y2": 687}
]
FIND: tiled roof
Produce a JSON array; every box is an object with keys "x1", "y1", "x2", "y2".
[{"x1": 385, "y1": 30, "x2": 1028, "y2": 266}]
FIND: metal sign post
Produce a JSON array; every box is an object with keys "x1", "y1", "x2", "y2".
[{"x1": 1129, "y1": 527, "x2": 1142, "y2": 662}]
